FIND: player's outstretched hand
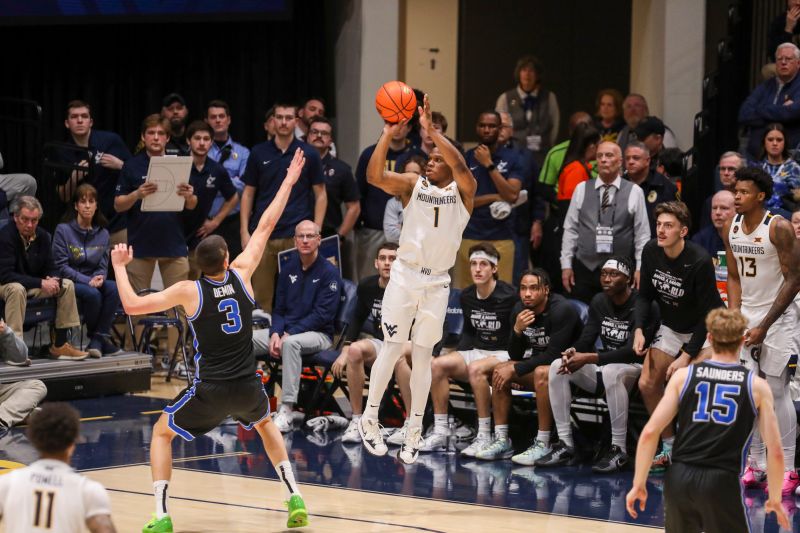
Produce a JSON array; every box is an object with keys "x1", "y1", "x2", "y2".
[
  {"x1": 625, "y1": 485, "x2": 647, "y2": 519},
  {"x1": 418, "y1": 94, "x2": 432, "y2": 132},
  {"x1": 111, "y1": 243, "x2": 134, "y2": 267},
  {"x1": 285, "y1": 148, "x2": 306, "y2": 186},
  {"x1": 765, "y1": 498, "x2": 791, "y2": 530}
]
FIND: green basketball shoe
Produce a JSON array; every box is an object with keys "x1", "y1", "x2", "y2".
[
  {"x1": 287, "y1": 494, "x2": 309, "y2": 528},
  {"x1": 142, "y1": 514, "x2": 173, "y2": 533}
]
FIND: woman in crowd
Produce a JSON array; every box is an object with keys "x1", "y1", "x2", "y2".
[
  {"x1": 757, "y1": 122, "x2": 800, "y2": 217},
  {"x1": 593, "y1": 88, "x2": 625, "y2": 143},
  {"x1": 52, "y1": 183, "x2": 122, "y2": 357},
  {"x1": 556, "y1": 123, "x2": 600, "y2": 206}
]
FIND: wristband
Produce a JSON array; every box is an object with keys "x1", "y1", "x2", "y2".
[{"x1": 485, "y1": 163, "x2": 496, "y2": 172}]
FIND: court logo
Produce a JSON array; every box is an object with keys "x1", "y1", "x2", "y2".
[{"x1": 383, "y1": 322, "x2": 398, "y2": 337}]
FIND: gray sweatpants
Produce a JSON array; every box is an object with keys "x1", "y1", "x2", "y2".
[{"x1": 0, "y1": 380, "x2": 47, "y2": 428}]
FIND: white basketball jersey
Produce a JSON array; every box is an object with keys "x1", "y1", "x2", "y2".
[
  {"x1": 0, "y1": 459, "x2": 111, "y2": 533},
  {"x1": 728, "y1": 212, "x2": 784, "y2": 321},
  {"x1": 398, "y1": 176, "x2": 470, "y2": 273}
]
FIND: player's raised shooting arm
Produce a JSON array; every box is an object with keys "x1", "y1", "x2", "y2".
[
  {"x1": 366, "y1": 124, "x2": 417, "y2": 198},
  {"x1": 231, "y1": 148, "x2": 306, "y2": 278},
  {"x1": 758, "y1": 218, "x2": 800, "y2": 330}
]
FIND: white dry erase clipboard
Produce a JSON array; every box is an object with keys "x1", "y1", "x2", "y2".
[{"x1": 141, "y1": 156, "x2": 193, "y2": 212}]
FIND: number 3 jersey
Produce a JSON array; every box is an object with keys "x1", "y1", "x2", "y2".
[
  {"x1": 0, "y1": 459, "x2": 111, "y2": 533},
  {"x1": 398, "y1": 175, "x2": 470, "y2": 274},
  {"x1": 188, "y1": 269, "x2": 255, "y2": 382},
  {"x1": 728, "y1": 212, "x2": 783, "y2": 323},
  {"x1": 672, "y1": 361, "x2": 756, "y2": 474}
]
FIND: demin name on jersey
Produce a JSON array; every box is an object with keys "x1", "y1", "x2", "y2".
[
  {"x1": 470, "y1": 310, "x2": 501, "y2": 331},
  {"x1": 415, "y1": 191, "x2": 457, "y2": 205},
  {"x1": 212, "y1": 284, "x2": 235, "y2": 298},
  {"x1": 730, "y1": 243, "x2": 766, "y2": 255},
  {"x1": 695, "y1": 366, "x2": 745, "y2": 382}
]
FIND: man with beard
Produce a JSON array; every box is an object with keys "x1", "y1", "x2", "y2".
[
  {"x1": 536, "y1": 256, "x2": 658, "y2": 472},
  {"x1": 454, "y1": 111, "x2": 524, "y2": 287},
  {"x1": 161, "y1": 93, "x2": 190, "y2": 156}
]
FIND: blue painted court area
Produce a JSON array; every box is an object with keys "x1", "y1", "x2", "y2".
[{"x1": 0, "y1": 394, "x2": 795, "y2": 532}]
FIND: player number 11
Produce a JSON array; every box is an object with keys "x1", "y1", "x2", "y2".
[{"x1": 33, "y1": 489, "x2": 55, "y2": 529}]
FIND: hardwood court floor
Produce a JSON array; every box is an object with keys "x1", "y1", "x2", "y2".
[{"x1": 85, "y1": 464, "x2": 654, "y2": 533}]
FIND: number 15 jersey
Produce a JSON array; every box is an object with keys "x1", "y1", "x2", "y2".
[{"x1": 398, "y1": 176, "x2": 470, "y2": 274}]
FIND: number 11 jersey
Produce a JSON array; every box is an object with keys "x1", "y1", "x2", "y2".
[{"x1": 398, "y1": 176, "x2": 470, "y2": 274}]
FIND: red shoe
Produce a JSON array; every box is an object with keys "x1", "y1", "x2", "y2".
[{"x1": 741, "y1": 465, "x2": 767, "y2": 488}]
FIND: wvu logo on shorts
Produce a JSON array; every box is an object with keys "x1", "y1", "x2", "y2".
[{"x1": 383, "y1": 322, "x2": 398, "y2": 338}]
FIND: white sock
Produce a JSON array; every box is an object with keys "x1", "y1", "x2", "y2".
[
  {"x1": 153, "y1": 480, "x2": 169, "y2": 518},
  {"x1": 478, "y1": 417, "x2": 491, "y2": 438},
  {"x1": 495, "y1": 424, "x2": 509, "y2": 440},
  {"x1": 363, "y1": 341, "x2": 407, "y2": 420},
  {"x1": 537, "y1": 430, "x2": 551, "y2": 446},
  {"x1": 280, "y1": 403, "x2": 293, "y2": 415},
  {"x1": 351, "y1": 414, "x2": 361, "y2": 422},
  {"x1": 408, "y1": 344, "x2": 433, "y2": 430},
  {"x1": 434, "y1": 414, "x2": 449, "y2": 434},
  {"x1": 276, "y1": 460, "x2": 301, "y2": 500},
  {"x1": 560, "y1": 432, "x2": 574, "y2": 449}
]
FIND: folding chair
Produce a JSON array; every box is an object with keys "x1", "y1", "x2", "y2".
[
  {"x1": 297, "y1": 279, "x2": 359, "y2": 418},
  {"x1": 0, "y1": 296, "x2": 57, "y2": 353}
]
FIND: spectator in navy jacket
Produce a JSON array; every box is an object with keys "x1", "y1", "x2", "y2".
[
  {"x1": 269, "y1": 220, "x2": 341, "y2": 433},
  {"x1": 52, "y1": 183, "x2": 122, "y2": 358},
  {"x1": 739, "y1": 43, "x2": 800, "y2": 159},
  {"x1": 0, "y1": 196, "x2": 88, "y2": 360},
  {"x1": 56, "y1": 100, "x2": 132, "y2": 245}
]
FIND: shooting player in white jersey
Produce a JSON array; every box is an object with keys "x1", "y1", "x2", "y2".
[
  {"x1": 358, "y1": 95, "x2": 477, "y2": 464},
  {"x1": 0, "y1": 403, "x2": 116, "y2": 533},
  {"x1": 723, "y1": 166, "x2": 800, "y2": 495}
]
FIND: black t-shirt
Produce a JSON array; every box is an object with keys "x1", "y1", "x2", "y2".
[
  {"x1": 458, "y1": 280, "x2": 519, "y2": 352},
  {"x1": 320, "y1": 153, "x2": 360, "y2": 236},
  {"x1": 672, "y1": 361, "x2": 757, "y2": 474},
  {"x1": 344, "y1": 275, "x2": 385, "y2": 342},
  {"x1": 508, "y1": 293, "x2": 583, "y2": 376},
  {"x1": 188, "y1": 269, "x2": 255, "y2": 382},
  {"x1": 573, "y1": 289, "x2": 659, "y2": 365},
  {"x1": 635, "y1": 239, "x2": 723, "y2": 356}
]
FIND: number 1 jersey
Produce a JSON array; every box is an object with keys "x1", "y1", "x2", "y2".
[
  {"x1": 398, "y1": 176, "x2": 470, "y2": 273},
  {"x1": 188, "y1": 269, "x2": 255, "y2": 382}
]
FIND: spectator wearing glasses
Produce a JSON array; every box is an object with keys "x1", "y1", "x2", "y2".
[{"x1": 270, "y1": 220, "x2": 341, "y2": 433}]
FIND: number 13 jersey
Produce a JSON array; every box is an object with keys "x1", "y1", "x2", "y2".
[
  {"x1": 728, "y1": 212, "x2": 782, "y2": 320},
  {"x1": 398, "y1": 176, "x2": 470, "y2": 274}
]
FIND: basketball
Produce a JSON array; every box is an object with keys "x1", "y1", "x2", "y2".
[{"x1": 375, "y1": 81, "x2": 417, "y2": 123}]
